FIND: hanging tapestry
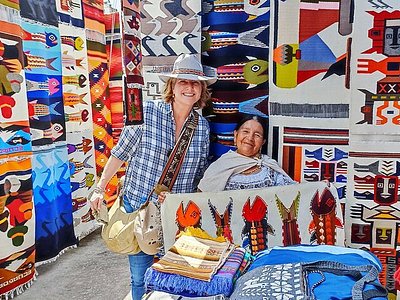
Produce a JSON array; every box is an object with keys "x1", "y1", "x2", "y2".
[
  {"x1": 55, "y1": 0, "x2": 85, "y2": 28},
  {"x1": 87, "y1": 33, "x2": 119, "y2": 204},
  {"x1": 19, "y1": 0, "x2": 58, "y2": 27},
  {"x1": 0, "y1": 154, "x2": 35, "y2": 299},
  {"x1": 58, "y1": 23, "x2": 99, "y2": 236},
  {"x1": 267, "y1": 0, "x2": 351, "y2": 209},
  {"x1": 349, "y1": 1, "x2": 400, "y2": 135},
  {"x1": 0, "y1": 31, "x2": 29, "y2": 125},
  {"x1": 140, "y1": 0, "x2": 201, "y2": 100},
  {"x1": 345, "y1": 139, "x2": 400, "y2": 299},
  {"x1": 105, "y1": 11, "x2": 124, "y2": 141},
  {"x1": 21, "y1": 20, "x2": 66, "y2": 146},
  {"x1": 269, "y1": 124, "x2": 349, "y2": 209},
  {"x1": 122, "y1": 0, "x2": 144, "y2": 125},
  {"x1": 67, "y1": 130, "x2": 97, "y2": 239},
  {"x1": 59, "y1": 23, "x2": 93, "y2": 134},
  {"x1": 0, "y1": 29, "x2": 30, "y2": 156},
  {"x1": 82, "y1": 0, "x2": 105, "y2": 35},
  {"x1": 162, "y1": 181, "x2": 344, "y2": 254},
  {"x1": 201, "y1": 0, "x2": 270, "y2": 159},
  {"x1": 268, "y1": 0, "x2": 350, "y2": 122},
  {"x1": 32, "y1": 144, "x2": 77, "y2": 263},
  {"x1": 0, "y1": 0, "x2": 19, "y2": 10}
]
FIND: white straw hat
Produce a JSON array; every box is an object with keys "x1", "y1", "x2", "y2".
[{"x1": 159, "y1": 54, "x2": 217, "y2": 85}]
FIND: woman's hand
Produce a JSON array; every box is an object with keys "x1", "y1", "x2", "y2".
[
  {"x1": 158, "y1": 191, "x2": 170, "y2": 204},
  {"x1": 89, "y1": 187, "x2": 105, "y2": 212}
]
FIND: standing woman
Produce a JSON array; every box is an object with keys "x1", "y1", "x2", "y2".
[{"x1": 89, "y1": 54, "x2": 216, "y2": 300}]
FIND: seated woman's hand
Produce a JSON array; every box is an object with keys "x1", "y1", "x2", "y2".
[{"x1": 158, "y1": 191, "x2": 170, "y2": 204}]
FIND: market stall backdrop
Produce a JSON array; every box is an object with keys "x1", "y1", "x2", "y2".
[
  {"x1": 0, "y1": 0, "x2": 128, "y2": 297},
  {"x1": 2, "y1": 0, "x2": 400, "y2": 299}
]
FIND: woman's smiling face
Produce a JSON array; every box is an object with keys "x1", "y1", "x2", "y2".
[
  {"x1": 172, "y1": 79, "x2": 202, "y2": 106},
  {"x1": 234, "y1": 119, "x2": 265, "y2": 157}
]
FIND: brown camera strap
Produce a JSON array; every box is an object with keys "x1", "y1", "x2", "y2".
[{"x1": 148, "y1": 112, "x2": 199, "y2": 201}]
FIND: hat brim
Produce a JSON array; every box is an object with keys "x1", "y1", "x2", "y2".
[{"x1": 159, "y1": 73, "x2": 217, "y2": 86}]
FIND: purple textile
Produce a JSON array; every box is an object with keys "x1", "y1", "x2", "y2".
[{"x1": 145, "y1": 248, "x2": 246, "y2": 297}]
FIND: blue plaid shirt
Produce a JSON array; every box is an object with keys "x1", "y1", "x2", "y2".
[{"x1": 111, "y1": 100, "x2": 210, "y2": 210}]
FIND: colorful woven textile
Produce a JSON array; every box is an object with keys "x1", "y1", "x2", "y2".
[
  {"x1": 22, "y1": 21, "x2": 66, "y2": 146},
  {"x1": 82, "y1": 0, "x2": 105, "y2": 35},
  {"x1": 56, "y1": 0, "x2": 84, "y2": 28},
  {"x1": 0, "y1": 154, "x2": 35, "y2": 298},
  {"x1": 152, "y1": 234, "x2": 233, "y2": 282},
  {"x1": 140, "y1": 0, "x2": 202, "y2": 101},
  {"x1": 105, "y1": 12, "x2": 124, "y2": 142},
  {"x1": 32, "y1": 144, "x2": 77, "y2": 263},
  {"x1": 201, "y1": 0, "x2": 270, "y2": 159},
  {"x1": 19, "y1": 0, "x2": 58, "y2": 26},
  {"x1": 145, "y1": 247, "x2": 245, "y2": 297},
  {"x1": 87, "y1": 30, "x2": 120, "y2": 205},
  {"x1": 0, "y1": 10, "x2": 35, "y2": 298},
  {"x1": 162, "y1": 182, "x2": 345, "y2": 254},
  {"x1": 247, "y1": 245, "x2": 387, "y2": 300},
  {"x1": 344, "y1": 2, "x2": 400, "y2": 298}
]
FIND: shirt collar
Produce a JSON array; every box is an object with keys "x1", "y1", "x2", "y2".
[{"x1": 163, "y1": 102, "x2": 195, "y2": 119}]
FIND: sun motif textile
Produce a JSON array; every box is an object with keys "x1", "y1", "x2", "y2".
[
  {"x1": 32, "y1": 144, "x2": 77, "y2": 263},
  {"x1": 162, "y1": 182, "x2": 344, "y2": 254}
]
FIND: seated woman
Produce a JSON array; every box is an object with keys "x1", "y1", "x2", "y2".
[{"x1": 197, "y1": 114, "x2": 295, "y2": 192}]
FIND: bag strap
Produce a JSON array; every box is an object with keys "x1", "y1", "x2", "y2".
[{"x1": 146, "y1": 112, "x2": 199, "y2": 203}]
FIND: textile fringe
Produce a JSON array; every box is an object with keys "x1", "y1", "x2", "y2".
[
  {"x1": 76, "y1": 223, "x2": 101, "y2": 241},
  {"x1": 0, "y1": 272, "x2": 37, "y2": 300},
  {"x1": 35, "y1": 244, "x2": 78, "y2": 267},
  {"x1": 0, "y1": 5, "x2": 19, "y2": 24},
  {"x1": 126, "y1": 83, "x2": 144, "y2": 89},
  {"x1": 144, "y1": 268, "x2": 233, "y2": 297},
  {"x1": 155, "y1": 202, "x2": 165, "y2": 256},
  {"x1": 269, "y1": 103, "x2": 349, "y2": 118},
  {"x1": 85, "y1": 29, "x2": 106, "y2": 44}
]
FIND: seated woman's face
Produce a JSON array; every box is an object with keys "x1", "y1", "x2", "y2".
[{"x1": 234, "y1": 120, "x2": 265, "y2": 157}]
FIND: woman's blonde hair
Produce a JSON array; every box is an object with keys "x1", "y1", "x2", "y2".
[{"x1": 162, "y1": 78, "x2": 211, "y2": 109}]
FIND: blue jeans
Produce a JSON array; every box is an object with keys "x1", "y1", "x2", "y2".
[{"x1": 123, "y1": 196, "x2": 154, "y2": 299}]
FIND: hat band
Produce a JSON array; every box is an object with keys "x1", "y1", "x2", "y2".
[{"x1": 172, "y1": 68, "x2": 205, "y2": 77}]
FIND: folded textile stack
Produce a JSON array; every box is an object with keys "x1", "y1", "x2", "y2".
[{"x1": 145, "y1": 228, "x2": 248, "y2": 297}]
